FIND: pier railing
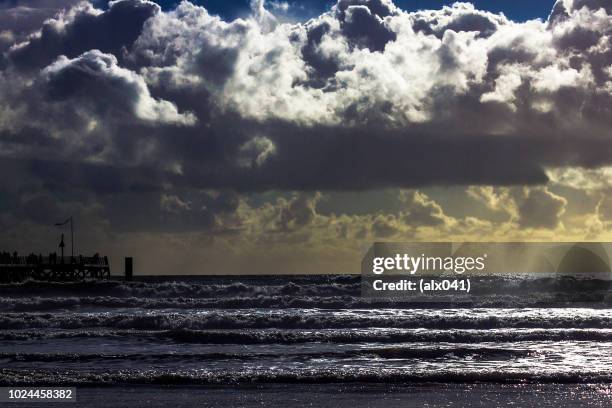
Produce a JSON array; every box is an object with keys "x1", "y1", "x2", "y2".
[
  {"x1": 0, "y1": 253, "x2": 111, "y2": 282},
  {"x1": 0, "y1": 255, "x2": 109, "y2": 267}
]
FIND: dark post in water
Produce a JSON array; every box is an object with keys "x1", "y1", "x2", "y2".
[{"x1": 125, "y1": 257, "x2": 133, "y2": 281}]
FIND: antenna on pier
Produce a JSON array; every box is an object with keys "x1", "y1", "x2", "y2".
[
  {"x1": 54, "y1": 216, "x2": 73, "y2": 258},
  {"x1": 59, "y1": 233, "x2": 65, "y2": 260}
]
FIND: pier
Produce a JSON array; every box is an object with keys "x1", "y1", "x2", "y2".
[{"x1": 0, "y1": 252, "x2": 111, "y2": 282}]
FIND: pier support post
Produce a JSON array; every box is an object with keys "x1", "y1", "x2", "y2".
[{"x1": 125, "y1": 257, "x2": 133, "y2": 281}]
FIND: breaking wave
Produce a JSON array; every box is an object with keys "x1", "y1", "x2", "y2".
[
  {"x1": 0, "y1": 275, "x2": 609, "y2": 311},
  {"x1": 3, "y1": 275, "x2": 612, "y2": 387},
  {"x1": 4, "y1": 327, "x2": 612, "y2": 343},
  {"x1": 2, "y1": 309, "x2": 612, "y2": 330},
  {"x1": 2, "y1": 367, "x2": 612, "y2": 386}
]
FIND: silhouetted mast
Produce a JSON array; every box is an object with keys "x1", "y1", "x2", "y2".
[
  {"x1": 59, "y1": 233, "x2": 65, "y2": 260},
  {"x1": 54, "y1": 216, "x2": 73, "y2": 258}
]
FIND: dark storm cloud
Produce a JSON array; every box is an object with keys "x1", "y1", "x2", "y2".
[
  {"x1": 0, "y1": 0, "x2": 81, "y2": 36},
  {"x1": 99, "y1": 189, "x2": 241, "y2": 232},
  {"x1": 518, "y1": 188, "x2": 567, "y2": 229},
  {"x1": 400, "y1": 190, "x2": 446, "y2": 227},
  {"x1": 371, "y1": 216, "x2": 399, "y2": 237},
  {"x1": 42, "y1": 49, "x2": 194, "y2": 124},
  {"x1": 411, "y1": 3, "x2": 503, "y2": 39},
  {"x1": 7, "y1": 0, "x2": 159, "y2": 70},
  {"x1": 336, "y1": 3, "x2": 397, "y2": 52},
  {"x1": 277, "y1": 192, "x2": 320, "y2": 230},
  {"x1": 335, "y1": 0, "x2": 397, "y2": 18},
  {"x1": 0, "y1": 0, "x2": 611, "y2": 202},
  {"x1": 0, "y1": 0, "x2": 82, "y2": 67},
  {"x1": 556, "y1": 0, "x2": 612, "y2": 15}
]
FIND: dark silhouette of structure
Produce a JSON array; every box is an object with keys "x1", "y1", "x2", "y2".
[
  {"x1": 0, "y1": 251, "x2": 110, "y2": 282},
  {"x1": 0, "y1": 223, "x2": 136, "y2": 282},
  {"x1": 125, "y1": 257, "x2": 133, "y2": 281},
  {"x1": 59, "y1": 234, "x2": 65, "y2": 259}
]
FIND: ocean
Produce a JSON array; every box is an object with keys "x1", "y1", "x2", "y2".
[{"x1": 2, "y1": 275, "x2": 612, "y2": 407}]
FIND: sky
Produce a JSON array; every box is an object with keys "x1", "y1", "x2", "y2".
[
  {"x1": 144, "y1": 0, "x2": 557, "y2": 22},
  {"x1": 0, "y1": 0, "x2": 611, "y2": 274}
]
